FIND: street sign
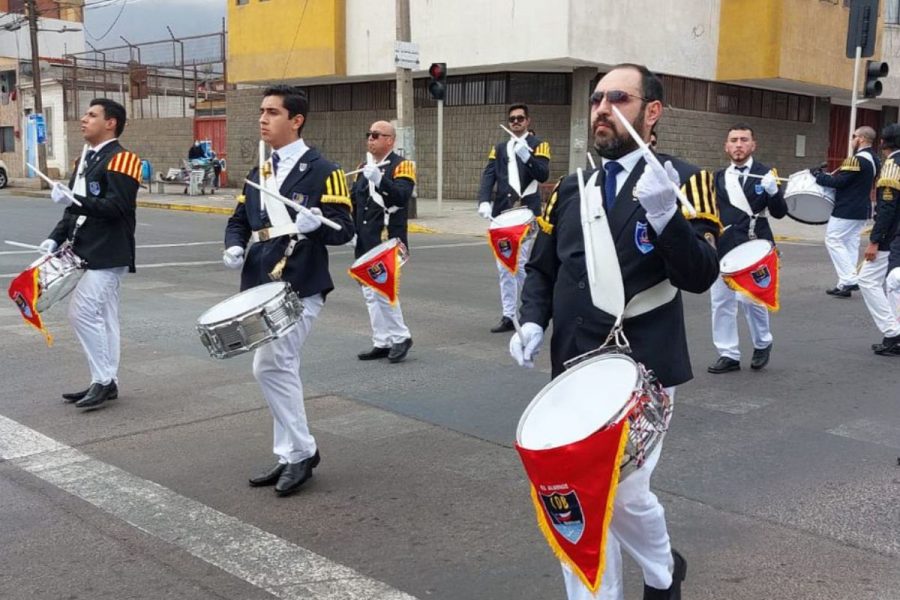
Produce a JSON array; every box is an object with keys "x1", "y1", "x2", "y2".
[
  {"x1": 29, "y1": 113, "x2": 46, "y2": 144},
  {"x1": 394, "y1": 41, "x2": 420, "y2": 70},
  {"x1": 846, "y1": 0, "x2": 879, "y2": 58}
]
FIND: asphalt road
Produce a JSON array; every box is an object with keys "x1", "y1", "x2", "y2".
[{"x1": 1, "y1": 194, "x2": 898, "y2": 600}]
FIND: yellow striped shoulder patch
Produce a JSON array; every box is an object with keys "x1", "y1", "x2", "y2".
[
  {"x1": 680, "y1": 170, "x2": 722, "y2": 231},
  {"x1": 538, "y1": 179, "x2": 564, "y2": 234},
  {"x1": 876, "y1": 158, "x2": 900, "y2": 191},
  {"x1": 534, "y1": 142, "x2": 551, "y2": 159},
  {"x1": 839, "y1": 156, "x2": 861, "y2": 172},
  {"x1": 487, "y1": 146, "x2": 496, "y2": 161},
  {"x1": 107, "y1": 151, "x2": 142, "y2": 182},
  {"x1": 393, "y1": 160, "x2": 417, "y2": 183},
  {"x1": 323, "y1": 168, "x2": 351, "y2": 209}
]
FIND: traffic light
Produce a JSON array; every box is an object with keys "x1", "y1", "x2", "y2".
[
  {"x1": 428, "y1": 62, "x2": 447, "y2": 101},
  {"x1": 863, "y1": 60, "x2": 889, "y2": 98}
]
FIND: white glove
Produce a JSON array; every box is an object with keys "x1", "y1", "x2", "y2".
[
  {"x1": 51, "y1": 182, "x2": 74, "y2": 206},
  {"x1": 295, "y1": 207, "x2": 323, "y2": 234},
  {"x1": 222, "y1": 246, "x2": 244, "y2": 269},
  {"x1": 478, "y1": 202, "x2": 493, "y2": 220},
  {"x1": 886, "y1": 267, "x2": 900, "y2": 292},
  {"x1": 363, "y1": 163, "x2": 383, "y2": 187},
  {"x1": 509, "y1": 322, "x2": 544, "y2": 368},
  {"x1": 514, "y1": 140, "x2": 531, "y2": 163},
  {"x1": 39, "y1": 239, "x2": 57, "y2": 255},
  {"x1": 760, "y1": 170, "x2": 778, "y2": 195},
  {"x1": 635, "y1": 159, "x2": 680, "y2": 234}
]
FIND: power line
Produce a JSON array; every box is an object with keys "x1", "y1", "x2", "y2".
[
  {"x1": 281, "y1": 0, "x2": 310, "y2": 79},
  {"x1": 84, "y1": 0, "x2": 128, "y2": 41}
]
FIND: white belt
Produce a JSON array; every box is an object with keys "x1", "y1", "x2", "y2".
[
  {"x1": 251, "y1": 223, "x2": 298, "y2": 243},
  {"x1": 622, "y1": 280, "x2": 678, "y2": 319}
]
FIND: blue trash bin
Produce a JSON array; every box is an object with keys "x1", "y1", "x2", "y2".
[{"x1": 141, "y1": 159, "x2": 152, "y2": 184}]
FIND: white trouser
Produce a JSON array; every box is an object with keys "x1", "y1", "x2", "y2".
[
  {"x1": 710, "y1": 276, "x2": 772, "y2": 360},
  {"x1": 361, "y1": 285, "x2": 411, "y2": 348},
  {"x1": 858, "y1": 251, "x2": 900, "y2": 337},
  {"x1": 68, "y1": 267, "x2": 127, "y2": 385},
  {"x1": 252, "y1": 293, "x2": 324, "y2": 464},
  {"x1": 496, "y1": 235, "x2": 535, "y2": 318},
  {"x1": 562, "y1": 388, "x2": 677, "y2": 600},
  {"x1": 887, "y1": 268, "x2": 900, "y2": 328},
  {"x1": 825, "y1": 216, "x2": 866, "y2": 287}
]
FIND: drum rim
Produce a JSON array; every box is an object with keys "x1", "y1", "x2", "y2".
[
  {"x1": 719, "y1": 239, "x2": 774, "y2": 275},
  {"x1": 489, "y1": 206, "x2": 536, "y2": 229},
  {"x1": 352, "y1": 237, "x2": 402, "y2": 267},
  {"x1": 198, "y1": 281, "x2": 290, "y2": 326},
  {"x1": 516, "y1": 352, "x2": 640, "y2": 450}
]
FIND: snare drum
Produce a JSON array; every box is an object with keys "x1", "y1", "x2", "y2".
[
  {"x1": 197, "y1": 281, "x2": 303, "y2": 359},
  {"x1": 348, "y1": 238, "x2": 409, "y2": 304},
  {"x1": 784, "y1": 170, "x2": 835, "y2": 225},
  {"x1": 719, "y1": 239, "x2": 780, "y2": 310},
  {"x1": 488, "y1": 207, "x2": 537, "y2": 273},
  {"x1": 30, "y1": 245, "x2": 85, "y2": 313}
]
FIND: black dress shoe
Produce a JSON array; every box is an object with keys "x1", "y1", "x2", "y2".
[
  {"x1": 358, "y1": 346, "x2": 391, "y2": 360},
  {"x1": 74, "y1": 382, "x2": 116, "y2": 410},
  {"x1": 825, "y1": 286, "x2": 851, "y2": 298},
  {"x1": 707, "y1": 356, "x2": 740, "y2": 374},
  {"x1": 873, "y1": 334, "x2": 900, "y2": 356},
  {"x1": 248, "y1": 463, "x2": 286, "y2": 487},
  {"x1": 63, "y1": 381, "x2": 118, "y2": 404},
  {"x1": 388, "y1": 338, "x2": 413, "y2": 363},
  {"x1": 275, "y1": 450, "x2": 321, "y2": 497},
  {"x1": 845, "y1": 283, "x2": 860, "y2": 291},
  {"x1": 751, "y1": 343, "x2": 772, "y2": 370},
  {"x1": 643, "y1": 549, "x2": 686, "y2": 600},
  {"x1": 490, "y1": 316, "x2": 515, "y2": 333}
]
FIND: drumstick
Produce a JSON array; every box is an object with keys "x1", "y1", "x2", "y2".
[
  {"x1": 587, "y1": 152, "x2": 597, "y2": 169},
  {"x1": 499, "y1": 124, "x2": 533, "y2": 152},
  {"x1": 4, "y1": 240, "x2": 44, "y2": 252},
  {"x1": 26, "y1": 163, "x2": 83, "y2": 207},
  {"x1": 344, "y1": 160, "x2": 389, "y2": 178},
  {"x1": 243, "y1": 179, "x2": 342, "y2": 231},
  {"x1": 609, "y1": 106, "x2": 697, "y2": 218},
  {"x1": 727, "y1": 171, "x2": 790, "y2": 183}
]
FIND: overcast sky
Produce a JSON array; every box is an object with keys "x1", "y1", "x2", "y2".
[{"x1": 83, "y1": 0, "x2": 226, "y2": 47}]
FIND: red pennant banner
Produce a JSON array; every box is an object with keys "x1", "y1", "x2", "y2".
[
  {"x1": 488, "y1": 223, "x2": 531, "y2": 274},
  {"x1": 515, "y1": 420, "x2": 629, "y2": 593},
  {"x1": 7, "y1": 267, "x2": 53, "y2": 346},
  {"x1": 348, "y1": 242, "x2": 403, "y2": 304},
  {"x1": 723, "y1": 248, "x2": 780, "y2": 312}
]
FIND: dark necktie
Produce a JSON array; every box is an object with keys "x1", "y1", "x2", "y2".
[
  {"x1": 604, "y1": 161, "x2": 623, "y2": 213},
  {"x1": 736, "y1": 165, "x2": 747, "y2": 185},
  {"x1": 271, "y1": 151, "x2": 280, "y2": 177},
  {"x1": 83, "y1": 150, "x2": 96, "y2": 171}
]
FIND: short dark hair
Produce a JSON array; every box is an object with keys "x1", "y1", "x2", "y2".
[
  {"x1": 728, "y1": 123, "x2": 756, "y2": 139},
  {"x1": 263, "y1": 85, "x2": 310, "y2": 134},
  {"x1": 881, "y1": 123, "x2": 900, "y2": 150},
  {"x1": 608, "y1": 63, "x2": 664, "y2": 103},
  {"x1": 89, "y1": 98, "x2": 127, "y2": 137},
  {"x1": 508, "y1": 103, "x2": 529, "y2": 118}
]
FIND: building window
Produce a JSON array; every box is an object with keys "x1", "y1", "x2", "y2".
[
  {"x1": 236, "y1": 0, "x2": 249, "y2": 5},
  {"x1": 887, "y1": 0, "x2": 900, "y2": 24},
  {"x1": 0, "y1": 127, "x2": 14, "y2": 153}
]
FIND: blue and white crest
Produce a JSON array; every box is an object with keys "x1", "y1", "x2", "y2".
[
  {"x1": 540, "y1": 490, "x2": 585, "y2": 544},
  {"x1": 89, "y1": 181, "x2": 101, "y2": 196},
  {"x1": 13, "y1": 293, "x2": 33, "y2": 318},
  {"x1": 634, "y1": 221, "x2": 653, "y2": 254},
  {"x1": 751, "y1": 265, "x2": 771, "y2": 288},
  {"x1": 367, "y1": 261, "x2": 388, "y2": 284},
  {"x1": 291, "y1": 192, "x2": 310, "y2": 206},
  {"x1": 754, "y1": 184, "x2": 764, "y2": 195},
  {"x1": 498, "y1": 238, "x2": 513, "y2": 258}
]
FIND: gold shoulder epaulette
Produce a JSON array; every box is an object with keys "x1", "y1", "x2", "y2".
[
  {"x1": 876, "y1": 158, "x2": 900, "y2": 191},
  {"x1": 487, "y1": 146, "x2": 496, "y2": 161},
  {"x1": 537, "y1": 178, "x2": 564, "y2": 234},
  {"x1": 680, "y1": 170, "x2": 722, "y2": 231},
  {"x1": 839, "y1": 156, "x2": 861, "y2": 172},
  {"x1": 534, "y1": 142, "x2": 551, "y2": 159},
  {"x1": 393, "y1": 160, "x2": 417, "y2": 182},
  {"x1": 107, "y1": 150, "x2": 142, "y2": 182},
  {"x1": 323, "y1": 168, "x2": 351, "y2": 209}
]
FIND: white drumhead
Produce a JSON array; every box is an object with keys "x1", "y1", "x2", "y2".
[
  {"x1": 516, "y1": 355, "x2": 638, "y2": 450},
  {"x1": 720, "y1": 239, "x2": 773, "y2": 275},
  {"x1": 490, "y1": 207, "x2": 534, "y2": 229},
  {"x1": 198, "y1": 282, "x2": 287, "y2": 325},
  {"x1": 352, "y1": 238, "x2": 399, "y2": 268}
]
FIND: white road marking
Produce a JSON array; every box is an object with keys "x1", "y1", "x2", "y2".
[{"x1": 0, "y1": 415, "x2": 417, "y2": 600}]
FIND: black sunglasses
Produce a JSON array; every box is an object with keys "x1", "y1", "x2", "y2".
[
  {"x1": 589, "y1": 89, "x2": 650, "y2": 107},
  {"x1": 366, "y1": 131, "x2": 393, "y2": 140},
  {"x1": 508, "y1": 115, "x2": 527, "y2": 123}
]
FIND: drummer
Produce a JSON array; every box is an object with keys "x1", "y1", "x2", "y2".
[
  {"x1": 707, "y1": 124, "x2": 787, "y2": 374},
  {"x1": 814, "y1": 126, "x2": 879, "y2": 298},
  {"x1": 40, "y1": 98, "x2": 139, "y2": 410},
  {"x1": 223, "y1": 85, "x2": 354, "y2": 496},
  {"x1": 510, "y1": 63, "x2": 720, "y2": 600},
  {"x1": 350, "y1": 121, "x2": 415, "y2": 363},
  {"x1": 476, "y1": 104, "x2": 551, "y2": 333}
]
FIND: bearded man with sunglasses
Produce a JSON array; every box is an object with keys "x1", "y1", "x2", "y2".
[
  {"x1": 350, "y1": 121, "x2": 416, "y2": 363},
  {"x1": 477, "y1": 104, "x2": 552, "y2": 333},
  {"x1": 511, "y1": 64, "x2": 720, "y2": 600}
]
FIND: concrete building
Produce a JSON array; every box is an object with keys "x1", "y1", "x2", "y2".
[{"x1": 225, "y1": 0, "x2": 900, "y2": 200}]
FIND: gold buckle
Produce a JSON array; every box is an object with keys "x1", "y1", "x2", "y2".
[{"x1": 256, "y1": 228, "x2": 271, "y2": 242}]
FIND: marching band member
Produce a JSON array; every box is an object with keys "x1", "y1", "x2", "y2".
[
  {"x1": 350, "y1": 121, "x2": 415, "y2": 363},
  {"x1": 224, "y1": 85, "x2": 354, "y2": 496},
  {"x1": 42, "y1": 98, "x2": 139, "y2": 410},
  {"x1": 511, "y1": 64, "x2": 720, "y2": 600},
  {"x1": 860, "y1": 123, "x2": 900, "y2": 356},
  {"x1": 814, "y1": 126, "x2": 879, "y2": 298},
  {"x1": 477, "y1": 104, "x2": 551, "y2": 333},
  {"x1": 707, "y1": 124, "x2": 786, "y2": 374}
]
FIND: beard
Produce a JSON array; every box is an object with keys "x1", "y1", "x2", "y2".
[{"x1": 593, "y1": 110, "x2": 645, "y2": 160}]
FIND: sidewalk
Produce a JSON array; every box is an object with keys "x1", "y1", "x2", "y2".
[{"x1": 4, "y1": 181, "x2": 828, "y2": 242}]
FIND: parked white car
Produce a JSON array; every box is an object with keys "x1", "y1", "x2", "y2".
[{"x1": 0, "y1": 159, "x2": 7, "y2": 189}]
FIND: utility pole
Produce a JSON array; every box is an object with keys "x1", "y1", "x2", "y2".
[
  {"x1": 395, "y1": 0, "x2": 416, "y2": 217},
  {"x1": 25, "y1": 0, "x2": 48, "y2": 188}
]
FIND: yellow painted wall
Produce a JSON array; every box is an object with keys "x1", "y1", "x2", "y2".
[
  {"x1": 717, "y1": 0, "x2": 882, "y2": 90},
  {"x1": 228, "y1": 0, "x2": 346, "y2": 84}
]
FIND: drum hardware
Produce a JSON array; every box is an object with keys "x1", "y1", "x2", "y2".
[
  {"x1": 14, "y1": 243, "x2": 86, "y2": 313},
  {"x1": 783, "y1": 170, "x2": 835, "y2": 225}
]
